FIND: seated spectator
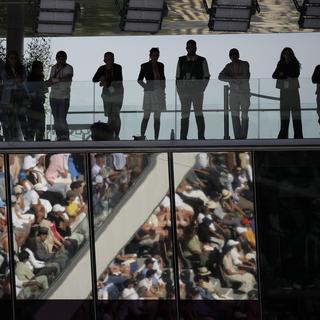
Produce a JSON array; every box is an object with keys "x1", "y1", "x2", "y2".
[
  {"x1": 220, "y1": 240, "x2": 256, "y2": 294},
  {"x1": 137, "y1": 269, "x2": 160, "y2": 299},
  {"x1": 15, "y1": 250, "x2": 48, "y2": 297},
  {"x1": 45, "y1": 154, "x2": 72, "y2": 188},
  {"x1": 65, "y1": 190, "x2": 88, "y2": 238},
  {"x1": 34, "y1": 183, "x2": 64, "y2": 206},
  {"x1": 121, "y1": 279, "x2": 139, "y2": 300},
  {"x1": 33, "y1": 227, "x2": 68, "y2": 273},
  {"x1": 195, "y1": 267, "x2": 229, "y2": 300}
]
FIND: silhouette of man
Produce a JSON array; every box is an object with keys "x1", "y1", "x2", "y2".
[
  {"x1": 176, "y1": 40, "x2": 210, "y2": 140},
  {"x1": 219, "y1": 49, "x2": 250, "y2": 139}
]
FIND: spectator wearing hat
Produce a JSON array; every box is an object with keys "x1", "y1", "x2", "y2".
[
  {"x1": 35, "y1": 205, "x2": 65, "y2": 253},
  {"x1": 34, "y1": 226, "x2": 68, "y2": 273},
  {"x1": 22, "y1": 155, "x2": 37, "y2": 181},
  {"x1": 221, "y1": 239, "x2": 256, "y2": 293},
  {"x1": 51, "y1": 204, "x2": 84, "y2": 247},
  {"x1": 220, "y1": 189, "x2": 246, "y2": 219},
  {"x1": 194, "y1": 268, "x2": 228, "y2": 300}
]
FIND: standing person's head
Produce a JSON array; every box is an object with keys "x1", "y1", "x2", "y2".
[
  {"x1": 104, "y1": 52, "x2": 114, "y2": 68},
  {"x1": 149, "y1": 47, "x2": 160, "y2": 63},
  {"x1": 186, "y1": 40, "x2": 197, "y2": 56},
  {"x1": 5, "y1": 50, "x2": 24, "y2": 76},
  {"x1": 280, "y1": 47, "x2": 300, "y2": 67},
  {"x1": 6, "y1": 50, "x2": 20, "y2": 67},
  {"x1": 229, "y1": 48, "x2": 240, "y2": 63},
  {"x1": 30, "y1": 60, "x2": 44, "y2": 76},
  {"x1": 56, "y1": 51, "x2": 67, "y2": 66}
]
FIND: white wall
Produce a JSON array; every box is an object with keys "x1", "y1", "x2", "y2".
[{"x1": 30, "y1": 32, "x2": 320, "y2": 81}]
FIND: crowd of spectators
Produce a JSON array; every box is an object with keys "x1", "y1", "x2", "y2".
[
  {"x1": 0, "y1": 152, "x2": 149, "y2": 300},
  {"x1": 96, "y1": 152, "x2": 257, "y2": 301},
  {"x1": 91, "y1": 153, "x2": 148, "y2": 228},
  {"x1": 0, "y1": 153, "x2": 88, "y2": 299}
]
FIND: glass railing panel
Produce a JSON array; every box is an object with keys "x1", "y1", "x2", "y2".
[
  {"x1": 255, "y1": 150, "x2": 320, "y2": 320},
  {"x1": 0, "y1": 77, "x2": 319, "y2": 142},
  {"x1": 173, "y1": 152, "x2": 259, "y2": 317},
  {"x1": 9, "y1": 153, "x2": 92, "y2": 300},
  {"x1": 91, "y1": 153, "x2": 177, "y2": 317}
]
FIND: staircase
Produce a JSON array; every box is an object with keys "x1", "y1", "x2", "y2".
[{"x1": 299, "y1": 0, "x2": 320, "y2": 28}]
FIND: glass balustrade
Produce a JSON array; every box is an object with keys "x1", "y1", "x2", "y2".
[{"x1": 0, "y1": 78, "x2": 318, "y2": 142}]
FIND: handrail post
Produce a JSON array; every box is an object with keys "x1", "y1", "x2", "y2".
[
  {"x1": 93, "y1": 83, "x2": 96, "y2": 124},
  {"x1": 258, "y1": 78, "x2": 261, "y2": 139},
  {"x1": 224, "y1": 85, "x2": 230, "y2": 140}
]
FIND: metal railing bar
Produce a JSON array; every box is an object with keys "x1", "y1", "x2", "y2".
[{"x1": 1, "y1": 139, "x2": 320, "y2": 153}]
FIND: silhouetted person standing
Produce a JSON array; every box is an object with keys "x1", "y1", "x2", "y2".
[
  {"x1": 1, "y1": 50, "x2": 28, "y2": 141},
  {"x1": 92, "y1": 52, "x2": 124, "y2": 140},
  {"x1": 272, "y1": 48, "x2": 303, "y2": 139},
  {"x1": 138, "y1": 47, "x2": 166, "y2": 140},
  {"x1": 176, "y1": 40, "x2": 210, "y2": 140},
  {"x1": 219, "y1": 48, "x2": 250, "y2": 139},
  {"x1": 48, "y1": 51, "x2": 73, "y2": 141},
  {"x1": 312, "y1": 65, "x2": 320, "y2": 124},
  {"x1": 27, "y1": 61, "x2": 48, "y2": 141}
]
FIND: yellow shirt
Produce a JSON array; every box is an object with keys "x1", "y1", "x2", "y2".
[{"x1": 66, "y1": 201, "x2": 78, "y2": 217}]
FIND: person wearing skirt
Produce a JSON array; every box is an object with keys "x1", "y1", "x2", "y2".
[
  {"x1": 272, "y1": 47, "x2": 303, "y2": 139},
  {"x1": 138, "y1": 48, "x2": 166, "y2": 140}
]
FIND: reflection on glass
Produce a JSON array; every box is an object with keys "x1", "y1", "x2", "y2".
[
  {"x1": 91, "y1": 153, "x2": 149, "y2": 229},
  {"x1": 9, "y1": 153, "x2": 90, "y2": 299},
  {"x1": 175, "y1": 152, "x2": 258, "y2": 300},
  {"x1": 0, "y1": 154, "x2": 11, "y2": 300},
  {"x1": 92, "y1": 153, "x2": 175, "y2": 301},
  {"x1": 255, "y1": 151, "x2": 320, "y2": 319}
]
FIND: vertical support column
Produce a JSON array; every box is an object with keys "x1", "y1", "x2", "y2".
[
  {"x1": 4, "y1": 153, "x2": 16, "y2": 320},
  {"x1": 167, "y1": 152, "x2": 180, "y2": 319},
  {"x1": 6, "y1": 0, "x2": 25, "y2": 58},
  {"x1": 224, "y1": 84, "x2": 230, "y2": 140},
  {"x1": 84, "y1": 153, "x2": 98, "y2": 320},
  {"x1": 251, "y1": 151, "x2": 264, "y2": 320},
  {"x1": 174, "y1": 81, "x2": 178, "y2": 140}
]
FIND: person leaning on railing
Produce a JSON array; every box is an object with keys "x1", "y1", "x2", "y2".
[
  {"x1": 218, "y1": 48, "x2": 251, "y2": 139},
  {"x1": 92, "y1": 52, "x2": 124, "y2": 141},
  {"x1": 312, "y1": 64, "x2": 320, "y2": 124},
  {"x1": 272, "y1": 47, "x2": 303, "y2": 139}
]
